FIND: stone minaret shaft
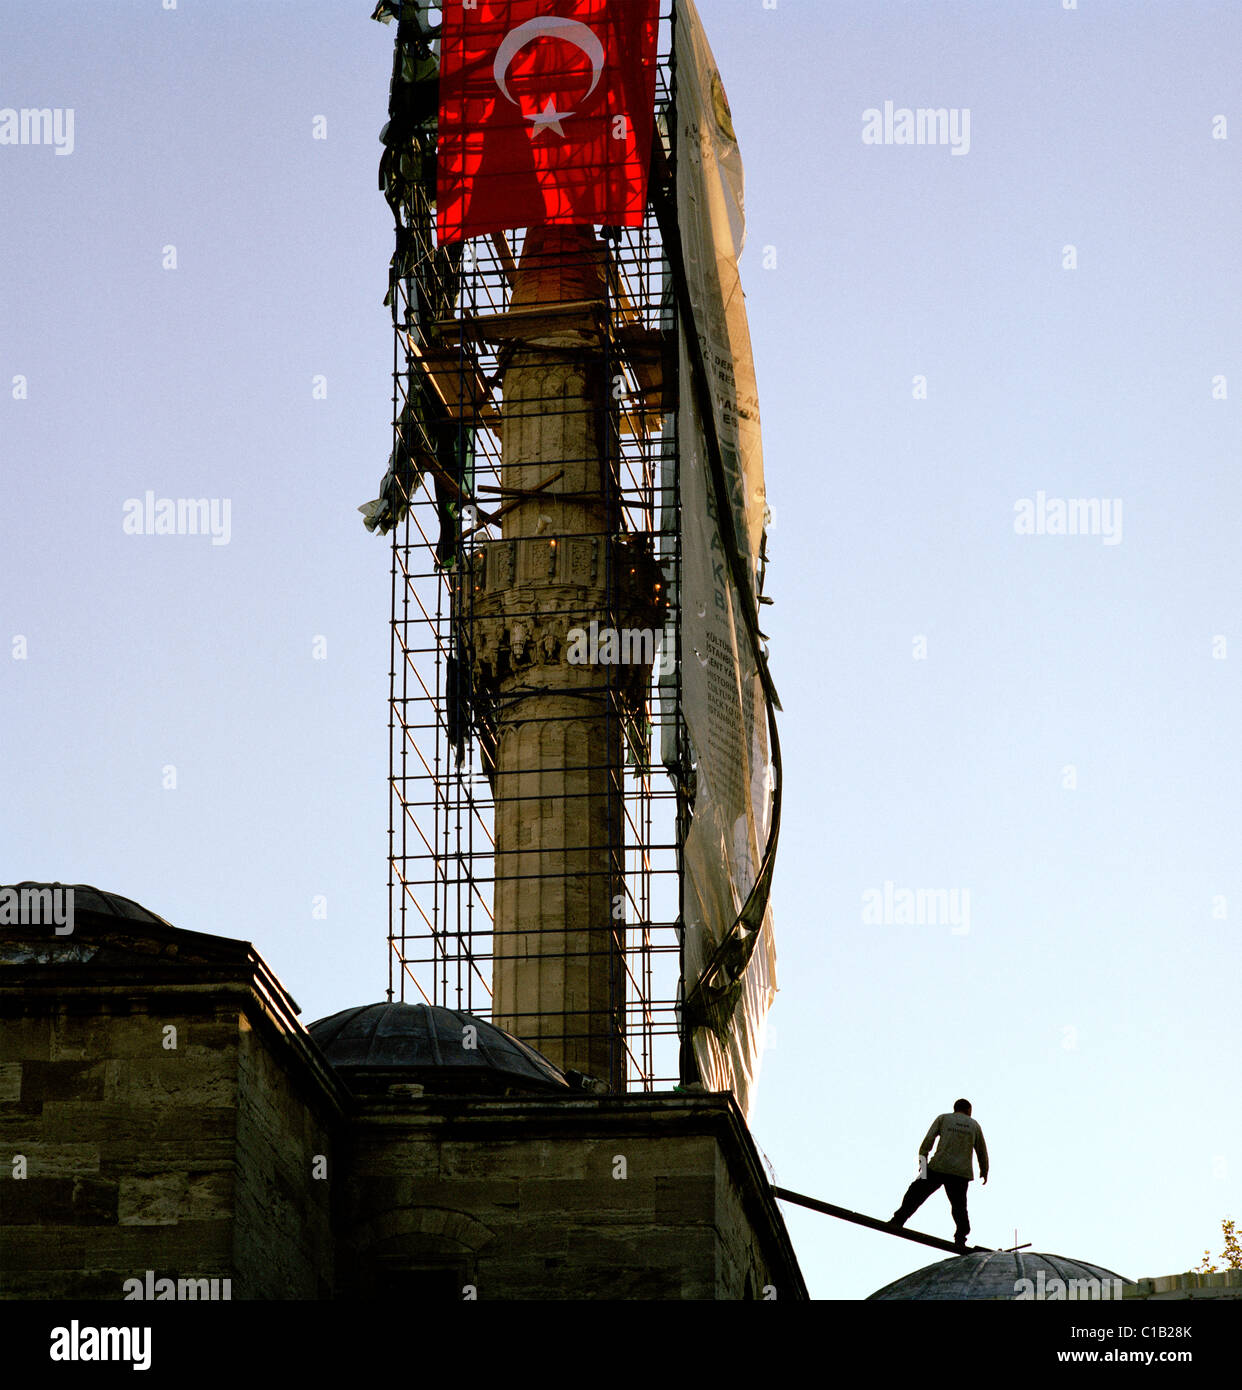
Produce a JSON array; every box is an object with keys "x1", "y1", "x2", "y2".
[{"x1": 471, "y1": 227, "x2": 658, "y2": 1089}]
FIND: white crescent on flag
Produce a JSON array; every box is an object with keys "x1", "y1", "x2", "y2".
[{"x1": 492, "y1": 16, "x2": 606, "y2": 137}]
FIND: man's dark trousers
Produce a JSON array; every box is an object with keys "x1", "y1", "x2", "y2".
[{"x1": 893, "y1": 1169, "x2": 971, "y2": 1242}]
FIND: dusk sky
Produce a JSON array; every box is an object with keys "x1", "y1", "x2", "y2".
[{"x1": 4, "y1": 0, "x2": 1239, "y2": 1301}]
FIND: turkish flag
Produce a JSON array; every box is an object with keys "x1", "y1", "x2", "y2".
[{"x1": 436, "y1": 0, "x2": 661, "y2": 244}]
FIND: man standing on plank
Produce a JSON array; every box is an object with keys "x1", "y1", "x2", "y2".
[{"x1": 890, "y1": 1098, "x2": 989, "y2": 1250}]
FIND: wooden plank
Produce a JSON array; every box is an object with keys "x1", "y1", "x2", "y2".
[
  {"x1": 614, "y1": 324, "x2": 668, "y2": 435},
  {"x1": 436, "y1": 299, "x2": 607, "y2": 348},
  {"x1": 459, "y1": 470, "x2": 563, "y2": 542},
  {"x1": 489, "y1": 232, "x2": 518, "y2": 286},
  {"x1": 772, "y1": 1186, "x2": 994, "y2": 1255},
  {"x1": 407, "y1": 338, "x2": 499, "y2": 426}
]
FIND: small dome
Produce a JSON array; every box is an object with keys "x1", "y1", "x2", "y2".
[
  {"x1": 868, "y1": 1250, "x2": 1128, "y2": 1301},
  {"x1": 308, "y1": 1001, "x2": 569, "y2": 1095},
  {"x1": 7, "y1": 882, "x2": 171, "y2": 926}
]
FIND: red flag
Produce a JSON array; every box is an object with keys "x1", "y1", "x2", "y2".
[{"x1": 436, "y1": 0, "x2": 660, "y2": 244}]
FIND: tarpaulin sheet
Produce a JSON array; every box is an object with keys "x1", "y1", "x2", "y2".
[{"x1": 674, "y1": 0, "x2": 778, "y2": 1118}]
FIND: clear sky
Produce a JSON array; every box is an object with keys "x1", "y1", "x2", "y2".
[{"x1": 3, "y1": 0, "x2": 1239, "y2": 1302}]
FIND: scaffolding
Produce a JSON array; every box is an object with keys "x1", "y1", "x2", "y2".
[{"x1": 378, "y1": 3, "x2": 684, "y2": 1091}]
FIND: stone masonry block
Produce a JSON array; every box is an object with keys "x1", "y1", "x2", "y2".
[
  {"x1": 40, "y1": 1102, "x2": 236, "y2": 1146},
  {"x1": 0, "y1": 1176, "x2": 117, "y2": 1226},
  {"x1": 18, "y1": 1143, "x2": 100, "y2": 1177},
  {"x1": 104, "y1": 1059, "x2": 235, "y2": 1107},
  {"x1": 19, "y1": 1061, "x2": 105, "y2": 1105},
  {"x1": 0, "y1": 1015, "x2": 51, "y2": 1060}
]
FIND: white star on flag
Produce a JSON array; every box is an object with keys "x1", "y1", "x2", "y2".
[{"x1": 526, "y1": 97, "x2": 570, "y2": 138}]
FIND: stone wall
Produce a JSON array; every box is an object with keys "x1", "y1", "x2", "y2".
[
  {"x1": 336, "y1": 1093, "x2": 805, "y2": 1301},
  {"x1": 232, "y1": 1012, "x2": 336, "y2": 1298},
  {"x1": 1124, "y1": 1270, "x2": 1242, "y2": 1300},
  {"x1": 0, "y1": 997, "x2": 240, "y2": 1298},
  {"x1": 0, "y1": 917, "x2": 344, "y2": 1301}
]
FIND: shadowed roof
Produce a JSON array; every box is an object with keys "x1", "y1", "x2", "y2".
[
  {"x1": 308, "y1": 1001, "x2": 570, "y2": 1094},
  {"x1": 8, "y1": 882, "x2": 172, "y2": 926}
]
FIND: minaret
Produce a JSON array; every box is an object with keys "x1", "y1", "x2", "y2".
[{"x1": 467, "y1": 226, "x2": 662, "y2": 1089}]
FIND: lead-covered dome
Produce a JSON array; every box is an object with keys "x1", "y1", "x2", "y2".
[
  {"x1": 308, "y1": 1001, "x2": 569, "y2": 1095},
  {"x1": 868, "y1": 1249, "x2": 1128, "y2": 1300},
  {"x1": 5, "y1": 882, "x2": 172, "y2": 926}
]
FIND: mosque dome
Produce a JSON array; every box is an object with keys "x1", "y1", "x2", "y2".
[
  {"x1": 5, "y1": 882, "x2": 172, "y2": 926},
  {"x1": 308, "y1": 1001, "x2": 570, "y2": 1096},
  {"x1": 868, "y1": 1249, "x2": 1128, "y2": 1300}
]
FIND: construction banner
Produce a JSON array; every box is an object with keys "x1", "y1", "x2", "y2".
[
  {"x1": 436, "y1": 0, "x2": 660, "y2": 243},
  {"x1": 674, "y1": 0, "x2": 778, "y2": 1118}
]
